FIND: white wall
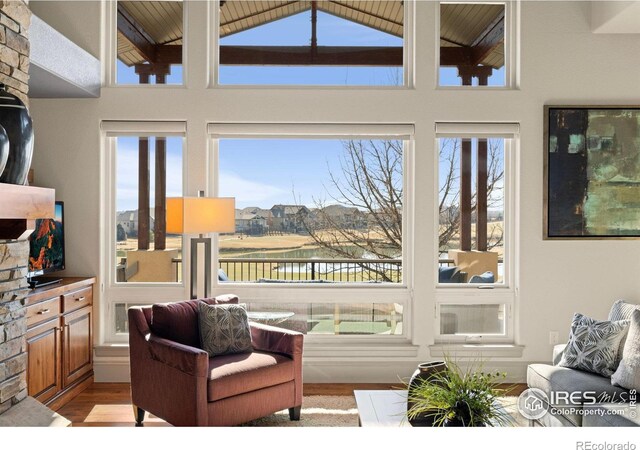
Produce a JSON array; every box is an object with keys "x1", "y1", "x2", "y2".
[
  {"x1": 28, "y1": 1, "x2": 640, "y2": 382},
  {"x1": 29, "y1": 0, "x2": 102, "y2": 58}
]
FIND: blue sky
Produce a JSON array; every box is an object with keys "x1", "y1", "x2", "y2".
[
  {"x1": 116, "y1": 137, "x2": 183, "y2": 211},
  {"x1": 219, "y1": 139, "x2": 364, "y2": 209},
  {"x1": 438, "y1": 138, "x2": 505, "y2": 210}
]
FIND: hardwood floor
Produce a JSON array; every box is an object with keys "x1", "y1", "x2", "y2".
[{"x1": 56, "y1": 382, "x2": 527, "y2": 427}]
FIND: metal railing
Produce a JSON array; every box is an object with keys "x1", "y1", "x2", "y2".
[
  {"x1": 218, "y1": 258, "x2": 402, "y2": 283},
  {"x1": 126, "y1": 256, "x2": 503, "y2": 283}
]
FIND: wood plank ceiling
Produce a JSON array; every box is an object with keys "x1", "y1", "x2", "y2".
[
  {"x1": 440, "y1": 3, "x2": 505, "y2": 69},
  {"x1": 117, "y1": 1, "x2": 504, "y2": 70}
]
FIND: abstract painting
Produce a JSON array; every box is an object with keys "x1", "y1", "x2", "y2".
[{"x1": 545, "y1": 106, "x2": 640, "y2": 238}]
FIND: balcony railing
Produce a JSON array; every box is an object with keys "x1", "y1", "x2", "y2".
[
  {"x1": 218, "y1": 258, "x2": 402, "y2": 283},
  {"x1": 120, "y1": 256, "x2": 502, "y2": 283}
]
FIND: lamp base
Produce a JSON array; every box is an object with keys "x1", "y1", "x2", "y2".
[{"x1": 190, "y1": 236, "x2": 212, "y2": 299}]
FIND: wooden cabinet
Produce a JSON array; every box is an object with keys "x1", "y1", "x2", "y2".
[
  {"x1": 25, "y1": 277, "x2": 96, "y2": 410},
  {"x1": 62, "y1": 306, "x2": 93, "y2": 387},
  {"x1": 26, "y1": 318, "x2": 61, "y2": 404}
]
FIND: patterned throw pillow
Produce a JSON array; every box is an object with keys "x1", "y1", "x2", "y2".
[
  {"x1": 198, "y1": 302, "x2": 253, "y2": 356},
  {"x1": 559, "y1": 313, "x2": 629, "y2": 377}
]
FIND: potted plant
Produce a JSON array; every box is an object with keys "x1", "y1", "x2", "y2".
[{"x1": 406, "y1": 356, "x2": 514, "y2": 427}]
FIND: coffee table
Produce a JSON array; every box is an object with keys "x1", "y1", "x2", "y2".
[
  {"x1": 353, "y1": 390, "x2": 410, "y2": 427},
  {"x1": 354, "y1": 389, "x2": 517, "y2": 427},
  {"x1": 247, "y1": 311, "x2": 295, "y2": 325}
]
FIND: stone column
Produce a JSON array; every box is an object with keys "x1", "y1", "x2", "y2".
[
  {"x1": 0, "y1": 0, "x2": 31, "y2": 416},
  {"x1": 0, "y1": 240, "x2": 29, "y2": 415},
  {"x1": 0, "y1": 0, "x2": 31, "y2": 107}
]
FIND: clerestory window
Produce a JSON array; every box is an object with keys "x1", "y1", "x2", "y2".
[
  {"x1": 114, "y1": 1, "x2": 184, "y2": 85},
  {"x1": 215, "y1": 0, "x2": 410, "y2": 86}
]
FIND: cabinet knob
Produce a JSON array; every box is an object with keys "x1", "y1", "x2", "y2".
[
  {"x1": 37, "y1": 309, "x2": 50, "y2": 315},
  {"x1": 76, "y1": 297, "x2": 86, "y2": 302}
]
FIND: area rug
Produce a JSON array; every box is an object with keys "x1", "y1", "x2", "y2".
[
  {"x1": 242, "y1": 396, "x2": 359, "y2": 427},
  {"x1": 242, "y1": 395, "x2": 528, "y2": 427}
]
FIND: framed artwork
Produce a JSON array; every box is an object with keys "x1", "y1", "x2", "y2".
[{"x1": 544, "y1": 106, "x2": 640, "y2": 239}]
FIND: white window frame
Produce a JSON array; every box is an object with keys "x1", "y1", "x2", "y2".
[
  {"x1": 209, "y1": 0, "x2": 415, "y2": 88},
  {"x1": 434, "y1": 122, "x2": 519, "y2": 344},
  {"x1": 435, "y1": 1, "x2": 519, "y2": 89},
  {"x1": 104, "y1": 0, "x2": 188, "y2": 87},
  {"x1": 208, "y1": 122, "x2": 415, "y2": 343},
  {"x1": 100, "y1": 121, "x2": 189, "y2": 344}
]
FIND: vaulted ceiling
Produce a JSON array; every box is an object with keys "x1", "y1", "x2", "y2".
[{"x1": 117, "y1": 1, "x2": 504, "y2": 70}]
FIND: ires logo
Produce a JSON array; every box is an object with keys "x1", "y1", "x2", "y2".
[
  {"x1": 549, "y1": 390, "x2": 636, "y2": 405},
  {"x1": 518, "y1": 388, "x2": 638, "y2": 421}
]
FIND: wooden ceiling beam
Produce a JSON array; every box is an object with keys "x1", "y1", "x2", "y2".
[
  {"x1": 439, "y1": 10, "x2": 505, "y2": 68},
  {"x1": 117, "y1": 4, "x2": 157, "y2": 63},
  {"x1": 440, "y1": 47, "x2": 472, "y2": 67},
  {"x1": 470, "y1": 10, "x2": 505, "y2": 65},
  {"x1": 219, "y1": 45, "x2": 403, "y2": 66},
  {"x1": 155, "y1": 46, "x2": 182, "y2": 64}
]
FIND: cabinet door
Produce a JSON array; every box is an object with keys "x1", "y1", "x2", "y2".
[
  {"x1": 27, "y1": 318, "x2": 62, "y2": 403},
  {"x1": 62, "y1": 305, "x2": 93, "y2": 387}
]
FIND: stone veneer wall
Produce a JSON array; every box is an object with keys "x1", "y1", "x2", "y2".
[
  {"x1": 0, "y1": 0, "x2": 31, "y2": 415},
  {"x1": 0, "y1": 240, "x2": 29, "y2": 415},
  {"x1": 0, "y1": 0, "x2": 30, "y2": 106}
]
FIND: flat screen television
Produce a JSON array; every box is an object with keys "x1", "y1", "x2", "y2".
[{"x1": 27, "y1": 201, "x2": 65, "y2": 289}]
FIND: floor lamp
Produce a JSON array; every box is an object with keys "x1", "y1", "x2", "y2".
[{"x1": 166, "y1": 193, "x2": 235, "y2": 299}]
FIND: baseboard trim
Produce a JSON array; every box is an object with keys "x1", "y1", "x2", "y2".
[{"x1": 46, "y1": 373, "x2": 94, "y2": 411}]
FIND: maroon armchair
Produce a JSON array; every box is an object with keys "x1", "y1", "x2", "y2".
[{"x1": 128, "y1": 295, "x2": 303, "y2": 426}]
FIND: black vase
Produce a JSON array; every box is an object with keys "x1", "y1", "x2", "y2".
[
  {"x1": 0, "y1": 124, "x2": 8, "y2": 178},
  {"x1": 407, "y1": 361, "x2": 447, "y2": 426},
  {"x1": 0, "y1": 83, "x2": 33, "y2": 185}
]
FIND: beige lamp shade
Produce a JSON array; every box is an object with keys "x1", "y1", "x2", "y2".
[{"x1": 166, "y1": 197, "x2": 236, "y2": 234}]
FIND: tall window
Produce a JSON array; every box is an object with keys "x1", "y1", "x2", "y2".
[
  {"x1": 216, "y1": 0, "x2": 406, "y2": 86},
  {"x1": 114, "y1": 135, "x2": 184, "y2": 284},
  {"x1": 438, "y1": 136, "x2": 505, "y2": 285},
  {"x1": 102, "y1": 122, "x2": 186, "y2": 341},
  {"x1": 439, "y1": 2, "x2": 510, "y2": 87},
  {"x1": 209, "y1": 123, "x2": 413, "y2": 337},
  {"x1": 115, "y1": 1, "x2": 184, "y2": 85},
  {"x1": 435, "y1": 123, "x2": 518, "y2": 342}
]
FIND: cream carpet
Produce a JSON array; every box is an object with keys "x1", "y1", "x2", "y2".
[
  {"x1": 243, "y1": 396, "x2": 360, "y2": 427},
  {"x1": 242, "y1": 395, "x2": 528, "y2": 427}
]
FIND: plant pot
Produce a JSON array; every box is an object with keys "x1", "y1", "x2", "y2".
[
  {"x1": 0, "y1": 124, "x2": 8, "y2": 178},
  {"x1": 407, "y1": 361, "x2": 447, "y2": 427},
  {"x1": 0, "y1": 84, "x2": 34, "y2": 185}
]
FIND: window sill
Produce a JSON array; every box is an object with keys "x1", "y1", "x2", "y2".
[
  {"x1": 95, "y1": 340, "x2": 420, "y2": 359},
  {"x1": 429, "y1": 343, "x2": 524, "y2": 359}
]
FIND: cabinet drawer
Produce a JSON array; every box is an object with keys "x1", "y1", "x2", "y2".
[
  {"x1": 62, "y1": 287, "x2": 92, "y2": 313},
  {"x1": 27, "y1": 298, "x2": 61, "y2": 328}
]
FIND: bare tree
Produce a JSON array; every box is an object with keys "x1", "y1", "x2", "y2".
[
  {"x1": 438, "y1": 138, "x2": 505, "y2": 253},
  {"x1": 302, "y1": 138, "x2": 505, "y2": 281},
  {"x1": 301, "y1": 140, "x2": 402, "y2": 281}
]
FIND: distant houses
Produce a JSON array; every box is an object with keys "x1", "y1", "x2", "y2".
[
  {"x1": 270, "y1": 205, "x2": 309, "y2": 234},
  {"x1": 116, "y1": 209, "x2": 155, "y2": 238},
  {"x1": 235, "y1": 207, "x2": 271, "y2": 235},
  {"x1": 116, "y1": 203, "x2": 374, "y2": 238}
]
